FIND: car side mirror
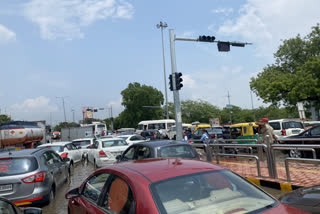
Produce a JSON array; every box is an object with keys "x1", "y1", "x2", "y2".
[
  {"x1": 116, "y1": 155, "x2": 121, "y2": 161},
  {"x1": 65, "y1": 187, "x2": 80, "y2": 199},
  {"x1": 23, "y1": 207, "x2": 42, "y2": 214}
]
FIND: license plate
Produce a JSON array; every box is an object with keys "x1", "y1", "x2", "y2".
[{"x1": 0, "y1": 184, "x2": 12, "y2": 192}]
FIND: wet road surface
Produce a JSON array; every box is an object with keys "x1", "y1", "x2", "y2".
[{"x1": 42, "y1": 160, "x2": 95, "y2": 214}]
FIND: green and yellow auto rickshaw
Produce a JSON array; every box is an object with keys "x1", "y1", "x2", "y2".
[{"x1": 230, "y1": 122, "x2": 261, "y2": 144}]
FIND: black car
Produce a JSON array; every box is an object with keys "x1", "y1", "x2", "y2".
[
  {"x1": 280, "y1": 125, "x2": 320, "y2": 158},
  {"x1": 116, "y1": 141, "x2": 199, "y2": 162},
  {"x1": 140, "y1": 129, "x2": 161, "y2": 140}
]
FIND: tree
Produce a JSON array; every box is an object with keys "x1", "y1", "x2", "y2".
[
  {"x1": 250, "y1": 24, "x2": 320, "y2": 107},
  {"x1": 0, "y1": 115, "x2": 11, "y2": 125},
  {"x1": 120, "y1": 82, "x2": 164, "y2": 128},
  {"x1": 180, "y1": 100, "x2": 220, "y2": 123}
]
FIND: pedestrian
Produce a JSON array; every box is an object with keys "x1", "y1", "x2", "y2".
[
  {"x1": 186, "y1": 128, "x2": 192, "y2": 139},
  {"x1": 257, "y1": 118, "x2": 278, "y2": 145},
  {"x1": 182, "y1": 131, "x2": 188, "y2": 142},
  {"x1": 200, "y1": 129, "x2": 209, "y2": 143}
]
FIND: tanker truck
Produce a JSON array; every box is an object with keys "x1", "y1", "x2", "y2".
[{"x1": 0, "y1": 121, "x2": 45, "y2": 149}]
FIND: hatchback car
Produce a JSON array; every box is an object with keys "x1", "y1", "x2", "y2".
[
  {"x1": 87, "y1": 138, "x2": 129, "y2": 168},
  {"x1": 72, "y1": 138, "x2": 95, "y2": 159},
  {"x1": 117, "y1": 141, "x2": 199, "y2": 162},
  {"x1": 0, "y1": 148, "x2": 69, "y2": 206},
  {"x1": 140, "y1": 129, "x2": 161, "y2": 140},
  {"x1": 38, "y1": 142, "x2": 82, "y2": 169},
  {"x1": 66, "y1": 158, "x2": 307, "y2": 214},
  {"x1": 117, "y1": 134, "x2": 149, "y2": 145},
  {"x1": 269, "y1": 119, "x2": 304, "y2": 139}
]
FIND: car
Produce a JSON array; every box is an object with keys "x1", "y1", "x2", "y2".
[
  {"x1": 269, "y1": 119, "x2": 304, "y2": 139},
  {"x1": 191, "y1": 127, "x2": 223, "y2": 140},
  {"x1": 65, "y1": 158, "x2": 307, "y2": 214},
  {"x1": 280, "y1": 185, "x2": 320, "y2": 213},
  {"x1": 87, "y1": 138, "x2": 129, "y2": 168},
  {"x1": 0, "y1": 148, "x2": 69, "y2": 206},
  {"x1": 37, "y1": 141, "x2": 82, "y2": 169},
  {"x1": 72, "y1": 138, "x2": 95, "y2": 159},
  {"x1": 167, "y1": 124, "x2": 192, "y2": 140},
  {"x1": 0, "y1": 197, "x2": 42, "y2": 214},
  {"x1": 280, "y1": 125, "x2": 320, "y2": 158},
  {"x1": 140, "y1": 129, "x2": 161, "y2": 140},
  {"x1": 116, "y1": 134, "x2": 149, "y2": 145},
  {"x1": 116, "y1": 141, "x2": 200, "y2": 162}
]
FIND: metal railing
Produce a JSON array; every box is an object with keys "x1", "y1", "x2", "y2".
[{"x1": 284, "y1": 158, "x2": 320, "y2": 181}]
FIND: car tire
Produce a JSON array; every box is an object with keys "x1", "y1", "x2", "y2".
[
  {"x1": 65, "y1": 170, "x2": 70, "y2": 183},
  {"x1": 45, "y1": 187, "x2": 55, "y2": 205},
  {"x1": 289, "y1": 150, "x2": 302, "y2": 158}
]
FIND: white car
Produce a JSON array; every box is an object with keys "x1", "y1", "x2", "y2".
[
  {"x1": 38, "y1": 141, "x2": 82, "y2": 168},
  {"x1": 87, "y1": 138, "x2": 129, "y2": 168},
  {"x1": 269, "y1": 119, "x2": 304, "y2": 139},
  {"x1": 72, "y1": 138, "x2": 95, "y2": 159},
  {"x1": 117, "y1": 134, "x2": 149, "y2": 145}
]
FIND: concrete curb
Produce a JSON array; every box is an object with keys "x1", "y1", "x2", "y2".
[{"x1": 246, "y1": 177, "x2": 302, "y2": 192}]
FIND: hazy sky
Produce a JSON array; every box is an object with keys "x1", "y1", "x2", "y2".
[{"x1": 1, "y1": 0, "x2": 320, "y2": 125}]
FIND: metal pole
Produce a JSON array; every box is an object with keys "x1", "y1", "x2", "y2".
[
  {"x1": 71, "y1": 109, "x2": 75, "y2": 123},
  {"x1": 250, "y1": 90, "x2": 255, "y2": 121},
  {"x1": 62, "y1": 98, "x2": 67, "y2": 123},
  {"x1": 227, "y1": 91, "x2": 232, "y2": 124},
  {"x1": 157, "y1": 22, "x2": 169, "y2": 119},
  {"x1": 169, "y1": 29, "x2": 183, "y2": 141}
]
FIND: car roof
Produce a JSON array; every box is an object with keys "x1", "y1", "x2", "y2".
[
  {"x1": 97, "y1": 137, "x2": 124, "y2": 141},
  {"x1": 0, "y1": 148, "x2": 49, "y2": 157},
  {"x1": 129, "y1": 140, "x2": 189, "y2": 148},
  {"x1": 72, "y1": 138, "x2": 94, "y2": 141},
  {"x1": 38, "y1": 141, "x2": 71, "y2": 146},
  {"x1": 269, "y1": 119, "x2": 302, "y2": 122},
  {"x1": 112, "y1": 158, "x2": 224, "y2": 182}
]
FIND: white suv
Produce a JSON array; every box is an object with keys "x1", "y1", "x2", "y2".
[{"x1": 268, "y1": 119, "x2": 304, "y2": 139}]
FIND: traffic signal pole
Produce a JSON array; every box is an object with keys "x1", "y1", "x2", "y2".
[{"x1": 169, "y1": 29, "x2": 183, "y2": 141}]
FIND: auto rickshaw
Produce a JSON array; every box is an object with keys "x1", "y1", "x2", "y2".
[
  {"x1": 188, "y1": 123, "x2": 211, "y2": 133},
  {"x1": 230, "y1": 122, "x2": 261, "y2": 144}
]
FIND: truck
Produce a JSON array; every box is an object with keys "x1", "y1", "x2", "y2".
[
  {"x1": 0, "y1": 121, "x2": 45, "y2": 149},
  {"x1": 61, "y1": 122, "x2": 107, "y2": 141}
]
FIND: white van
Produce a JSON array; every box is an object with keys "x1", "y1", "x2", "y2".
[
  {"x1": 136, "y1": 119, "x2": 176, "y2": 137},
  {"x1": 268, "y1": 119, "x2": 304, "y2": 139}
]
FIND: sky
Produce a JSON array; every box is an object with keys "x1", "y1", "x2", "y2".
[{"x1": 0, "y1": 0, "x2": 320, "y2": 125}]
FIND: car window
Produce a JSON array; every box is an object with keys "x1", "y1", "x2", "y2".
[
  {"x1": 158, "y1": 145, "x2": 196, "y2": 159},
  {"x1": 102, "y1": 140, "x2": 128, "y2": 147},
  {"x1": 311, "y1": 126, "x2": 320, "y2": 136},
  {"x1": 45, "y1": 146, "x2": 64, "y2": 153},
  {"x1": 130, "y1": 136, "x2": 137, "y2": 141},
  {"x1": 282, "y1": 121, "x2": 303, "y2": 129},
  {"x1": 82, "y1": 173, "x2": 110, "y2": 203},
  {"x1": 66, "y1": 144, "x2": 74, "y2": 150},
  {"x1": 151, "y1": 170, "x2": 276, "y2": 214},
  {"x1": 136, "y1": 135, "x2": 145, "y2": 140},
  {"x1": 72, "y1": 140, "x2": 91, "y2": 147},
  {"x1": 269, "y1": 122, "x2": 281, "y2": 130},
  {"x1": 136, "y1": 146, "x2": 151, "y2": 160},
  {"x1": 0, "y1": 157, "x2": 38, "y2": 176},
  {"x1": 123, "y1": 147, "x2": 136, "y2": 160},
  {"x1": 102, "y1": 176, "x2": 135, "y2": 213},
  {"x1": 51, "y1": 151, "x2": 63, "y2": 163}
]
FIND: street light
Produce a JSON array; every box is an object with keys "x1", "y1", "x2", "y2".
[{"x1": 156, "y1": 21, "x2": 169, "y2": 119}]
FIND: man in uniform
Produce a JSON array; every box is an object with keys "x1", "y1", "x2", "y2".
[{"x1": 257, "y1": 118, "x2": 278, "y2": 145}]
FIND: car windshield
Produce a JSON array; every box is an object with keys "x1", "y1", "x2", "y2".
[
  {"x1": 101, "y1": 140, "x2": 128, "y2": 147},
  {"x1": 46, "y1": 146, "x2": 64, "y2": 153},
  {"x1": 72, "y1": 140, "x2": 91, "y2": 147},
  {"x1": 0, "y1": 157, "x2": 38, "y2": 176},
  {"x1": 151, "y1": 170, "x2": 276, "y2": 214},
  {"x1": 158, "y1": 145, "x2": 196, "y2": 159},
  {"x1": 283, "y1": 121, "x2": 303, "y2": 129}
]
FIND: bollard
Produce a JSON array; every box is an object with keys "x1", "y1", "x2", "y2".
[{"x1": 265, "y1": 135, "x2": 277, "y2": 179}]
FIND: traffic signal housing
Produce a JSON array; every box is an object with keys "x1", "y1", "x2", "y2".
[
  {"x1": 175, "y1": 72, "x2": 183, "y2": 90},
  {"x1": 169, "y1": 74, "x2": 173, "y2": 91},
  {"x1": 217, "y1": 42, "x2": 230, "y2": 52},
  {"x1": 198, "y1": 35, "x2": 216, "y2": 42}
]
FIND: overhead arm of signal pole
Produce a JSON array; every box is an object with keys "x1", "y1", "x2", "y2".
[{"x1": 175, "y1": 37, "x2": 252, "y2": 46}]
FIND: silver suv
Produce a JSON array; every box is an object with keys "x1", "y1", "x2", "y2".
[{"x1": 0, "y1": 148, "x2": 69, "y2": 206}]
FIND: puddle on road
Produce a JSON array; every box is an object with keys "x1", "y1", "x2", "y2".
[{"x1": 42, "y1": 160, "x2": 96, "y2": 214}]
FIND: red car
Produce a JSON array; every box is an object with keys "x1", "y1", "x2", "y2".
[{"x1": 66, "y1": 158, "x2": 308, "y2": 214}]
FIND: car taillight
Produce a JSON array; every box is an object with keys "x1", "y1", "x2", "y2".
[
  {"x1": 99, "y1": 150, "x2": 107, "y2": 157},
  {"x1": 281, "y1": 129, "x2": 286, "y2": 136},
  {"x1": 188, "y1": 140, "x2": 191, "y2": 144},
  {"x1": 153, "y1": 132, "x2": 156, "y2": 137},
  {"x1": 22, "y1": 171, "x2": 46, "y2": 183},
  {"x1": 61, "y1": 152, "x2": 68, "y2": 159}
]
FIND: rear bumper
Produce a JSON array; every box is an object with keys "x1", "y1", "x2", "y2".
[{"x1": 96, "y1": 158, "x2": 116, "y2": 167}]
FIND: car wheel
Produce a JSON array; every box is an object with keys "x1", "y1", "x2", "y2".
[
  {"x1": 69, "y1": 161, "x2": 74, "y2": 174},
  {"x1": 289, "y1": 150, "x2": 302, "y2": 158},
  {"x1": 46, "y1": 187, "x2": 55, "y2": 204}
]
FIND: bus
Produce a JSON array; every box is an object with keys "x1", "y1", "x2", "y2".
[
  {"x1": 81, "y1": 122, "x2": 107, "y2": 137},
  {"x1": 137, "y1": 119, "x2": 176, "y2": 137}
]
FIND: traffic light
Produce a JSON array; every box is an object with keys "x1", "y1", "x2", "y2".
[
  {"x1": 169, "y1": 74, "x2": 173, "y2": 91},
  {"x1": 198, "y1": 35, "x2": 216, "y2": 42},
  {"x1": 175, "y1": 72, "x2": 183, "y2": 90},
  {"x1": 217, "y1": 42, "x2": 230, "y2": 52}
]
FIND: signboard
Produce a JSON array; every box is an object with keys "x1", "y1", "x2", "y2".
[
  {"x1": 209, "y1": 118, "x2": 220, "y2": 126},
  {"x1": 82, "y1": 107, "x2": 94, "y2": 119},
  {"x1": 226, "y1": 104, "x2": 233, "y2": 109}
]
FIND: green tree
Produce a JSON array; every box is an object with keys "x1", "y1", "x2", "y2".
[
  {"x1": 0, "y1": 115, "x2": 11, "y2": 125},
  {"x1": 120, "y1": 82, "x2": 164, "y2": 128},
  {"x1": 180, "y1": 100, "x2": 220, "y2": 123},
  {"x1": 250, "y1": 24, "x2": 320, "y2": 107}
]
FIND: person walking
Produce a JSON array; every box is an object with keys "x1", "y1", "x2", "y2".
[
  {"x1": 257, "y1": 118, "x2": 278, "y2": 145},
  {"x1": 200, "y1": 129, "x2": 209, "y2": 143},
  {"x1": 182, "y1": 131, "x2": 188, "y2": 143}
]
